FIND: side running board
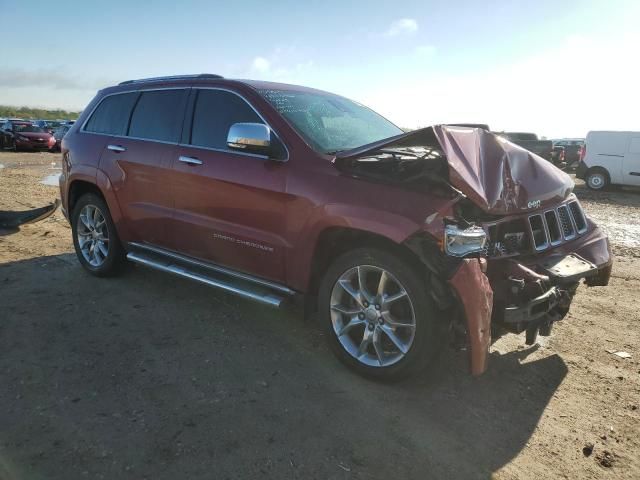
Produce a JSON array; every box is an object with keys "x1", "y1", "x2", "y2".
[{"x1": 126, "y1": 244, "x2": 294, "y2": 308}]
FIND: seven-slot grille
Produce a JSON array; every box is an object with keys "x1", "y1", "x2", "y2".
[{"x1": 529, "y1": 200, "x2": 588, "y2": 251}]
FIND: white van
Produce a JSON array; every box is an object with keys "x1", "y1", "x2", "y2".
[{"x1": 577, "y1": 131, "x2": 640, "y2": 190}]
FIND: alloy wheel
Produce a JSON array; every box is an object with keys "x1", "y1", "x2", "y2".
[
  {"x1": 329, "y1": 265, "x2": 416, "y2": 367},
  {"x1": 77, "y1": 204, "x2": 110, "y2": 267}
]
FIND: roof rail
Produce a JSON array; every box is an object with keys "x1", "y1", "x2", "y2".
[{"x1": 118, "y1": 73, "x2": 224, "y2": 85}]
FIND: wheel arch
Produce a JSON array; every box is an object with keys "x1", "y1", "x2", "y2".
[
  {"x1": 305, "y1": 226, "x2": 425, "y2": 298},
  {"x1": 68, "y1": 172, "x2": 130, "y2": 242}
]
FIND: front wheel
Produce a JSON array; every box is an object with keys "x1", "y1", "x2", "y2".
[
  {"x1": 318, "y1": 248, "x2": 441, "y2": 381},
  {"x1": 71, "y1": 193, "x2": 126, "y2": 276}
]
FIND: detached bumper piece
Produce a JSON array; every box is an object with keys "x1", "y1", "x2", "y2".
[
  {"x1": 494, "y1": 254, "x2": 604, "y2": 345},
  {"x1": 0, "y1": 200, "x2": 60, "y2": 229}
]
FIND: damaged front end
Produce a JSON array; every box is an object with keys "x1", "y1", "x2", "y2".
[{"x1": 335, "y1": 125, "x2": 613, "y2": 375}]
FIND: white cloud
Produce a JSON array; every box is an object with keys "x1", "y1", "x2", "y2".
[
  {"x1": 251, "y1": 56, "x2": 271, "y2": 73},
  {"x1": 357, "y1": 33, "x2": 640, "y2": 138},
  {"x1": 385, "y1": 18, "x2": 418, "y2": 37}
]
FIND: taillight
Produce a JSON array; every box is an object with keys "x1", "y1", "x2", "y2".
[
  {"x1": 561, "y1": 149, "x2": 565, "y2": 161},
  {"x1": 578, "y1": 145, "x2": 585, "y2": 162}
]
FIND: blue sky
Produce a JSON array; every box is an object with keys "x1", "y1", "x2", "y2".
[{"x1": 1, "y1": 0, "x2": 638, "y2": 137}]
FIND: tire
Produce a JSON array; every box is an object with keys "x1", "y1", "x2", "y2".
[
  {"x1": 318, "y1": 248, "x2": 441, "y2": 381},
  {"x1": 71, "y1": 193, "x2": 126, "y2": 277},
  {"x1": 585, "y1": 168, "x2": 610, "y2": 190}
]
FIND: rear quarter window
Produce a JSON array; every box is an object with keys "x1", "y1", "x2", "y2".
[{"x1": 84, "y1": 92, "x2": 138, "y2": 136}]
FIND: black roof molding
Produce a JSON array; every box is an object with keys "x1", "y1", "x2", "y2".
[{"x1": 118, "y1": 73, "x2": 223, "y2": 86}]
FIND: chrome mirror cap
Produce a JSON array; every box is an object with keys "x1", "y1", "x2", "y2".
[{"x1": 227, "y1": 123, "x2": 271, "y2": 152}]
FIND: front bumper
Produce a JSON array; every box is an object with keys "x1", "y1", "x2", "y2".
[
  {"x1": 448, "y1": 225, "x2": 612, "y2": 376},
  {"x1": 16, "y1": 139, "x2": 53, "y2": 150}
]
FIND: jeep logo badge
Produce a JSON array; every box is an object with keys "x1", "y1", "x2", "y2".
[{"x1": 528, "y1": 200, "x2": 541, "y2": 209}]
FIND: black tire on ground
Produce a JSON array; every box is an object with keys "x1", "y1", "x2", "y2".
[
  {"x1": 71, "y1": 193, "x2": 126, "y2": 277},
  {"x1": 318, "y1": 248, "x2": 442, "y2": 381},
  {"x1": 585, "y1": 167, "x2": 610, "y2": 191}
]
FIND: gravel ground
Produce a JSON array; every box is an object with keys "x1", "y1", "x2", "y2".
[{"x1": 0, "y1": 152, "x2": 638, "y2": 479}]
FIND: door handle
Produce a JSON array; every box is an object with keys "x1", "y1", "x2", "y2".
[
  {"x1": 107, "y1": 144, "x2": 126, "y2": 153},
  {"x1": 178, "y1": 155, "x2": 203, "y2": 165}
]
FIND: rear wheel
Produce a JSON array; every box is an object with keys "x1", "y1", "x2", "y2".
[
  {"x1": 71, "y1": 193, "x2": 125, "y2": 276},
  {"x1": 585, "y1": 168, "x2": 609, "y2": 190},
  {"x1": 319, "y1": 248, "x2": 441, "y2": 381}
]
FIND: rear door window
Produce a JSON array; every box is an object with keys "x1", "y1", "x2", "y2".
[
  {"x1": 128, "y1": 89, "x2": 188, "y2": 143},
  {"x1": 189, "y1": 89, "x2": 262, "y2": 150},
  {"x1": 84, "y1": 92, "x2": 138, "y2": 135}
]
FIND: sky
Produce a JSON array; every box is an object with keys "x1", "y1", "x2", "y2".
[{"x1": 0, "y1": 0, "x2": 638, "y2": 138}]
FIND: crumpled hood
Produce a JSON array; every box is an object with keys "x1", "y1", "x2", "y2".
[{"x1": 335, "y1": 125, "x2": 574, "y2": 215}]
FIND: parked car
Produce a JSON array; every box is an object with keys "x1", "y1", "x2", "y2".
[
  {"x1": 553, "y1": 138, "x2": 584, "y2": 168},
  {"x1": 50, "y1": 124, "x2": 72, "y2": 152},
  {"x1": 34, "y1": 120, "x2": 63, "y2": 134},
  {"x1": 59, "y1": 74, "x2": 612, "y2": 380},
  {"x1": 577, "y1": 131, "x2": 640, "y2": 190},
  {"x1": 0, "y1": 120, "x2": 55, "y2": 151},
  {"x1": 498, "y1": 132, "x2": 554, "y2": 161}
]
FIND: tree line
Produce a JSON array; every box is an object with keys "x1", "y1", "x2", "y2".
[{"x1": 0, "y1": 105, "x2": 81, "y2": 121}]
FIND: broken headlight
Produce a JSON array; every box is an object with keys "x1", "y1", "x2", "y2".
[{"x1": 444, "y1": 224, "x2": 487, "y2": 257}]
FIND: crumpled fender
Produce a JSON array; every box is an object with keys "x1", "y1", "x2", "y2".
[{"x1": 448, "y1": 258, "x2": 493, "y2": 376}]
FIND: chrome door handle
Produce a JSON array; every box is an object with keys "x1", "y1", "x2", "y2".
[
  {"x1": 107, "y1": 144, "x2": 126, "y2": 152},
  {"x1": 178, "y1": 155, "x2": 203, "y2": 165}
]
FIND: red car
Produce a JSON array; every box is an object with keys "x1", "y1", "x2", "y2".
[
  {"x1": 59, "y1": 74, "x2": 612, "y2": 380},
  {"x1": 0, "y1": 120, "x2": 55, "y2": 151}
]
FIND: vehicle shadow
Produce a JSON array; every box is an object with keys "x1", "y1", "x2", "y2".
[{"x1": 0, "y1": 253, "x2": 567, "y2": 480}]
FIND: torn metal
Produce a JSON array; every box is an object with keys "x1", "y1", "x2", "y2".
[{"x1": 334, "y1": 125, "x2": 574, "y2": 215}]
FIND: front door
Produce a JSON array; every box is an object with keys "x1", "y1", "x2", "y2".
[{"x1": 169, "y1": 88, "x2": 289, "y2": 283}]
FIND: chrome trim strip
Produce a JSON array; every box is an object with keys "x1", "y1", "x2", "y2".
[
  {"x1": 80, "y1": 87, "x2": 188, "y2": 133},
  {"x1": 568, "y1": 201, "x2": 588, "y2": 234},
  {"x1": 80, "y1": 86, "x2": 290, "y2": 162},
  {"x1": 128, "y1": 242, "x2": 295, "y2": 295},
  {"x1": 528, "y1": 214, "x2": 549, "y2": 251},
  {"x1": 127, "y1": 252, "x2": 284, "y2": 307},
  {"x1": 543, "y1": 209, "x2": 563, "y2": 246},
  {"x1": 556, "y1": 205, "x2": 576, "y2": 240},
  {"x1": 178, "y1": 155, "x2": 203, "y2": 165}
]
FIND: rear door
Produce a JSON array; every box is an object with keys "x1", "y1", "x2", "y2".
[
  {"x1": 624, "y1": 135, "x2": 640, "y2": 186},
  {"x1": 89, "y1": 88, "x2": 189, "y2": 247},
  {"x1": 169, "y1": 88, "x2": 289, "y2": 282}
]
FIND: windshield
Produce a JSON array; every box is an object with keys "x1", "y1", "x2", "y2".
[
  {"x1": 14, "y1": 124, "x2": 44, "y2": 133},
  {"x1": 258, "y1": 89, "x2": 403, "y2": 154}
]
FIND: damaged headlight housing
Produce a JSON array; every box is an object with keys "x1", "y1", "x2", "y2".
[{"x1": 444, "y1": 224, "x2": 487, "y2": 257}]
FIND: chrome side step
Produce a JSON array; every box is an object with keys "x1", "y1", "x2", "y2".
[
  {"x1": 128, "y1": 242, "x2": 294, "y2": 295},
  {"x1": 126, "y1": 251, "x2": 288, "y2": 308}
]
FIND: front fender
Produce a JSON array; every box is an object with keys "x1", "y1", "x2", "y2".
[{"x1": 286, "y1": 203, "x2": 423, "y2": 292}]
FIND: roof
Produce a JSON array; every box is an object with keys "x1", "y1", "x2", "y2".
[{"x1": 107, "y1": 74, "x2": 332, "y2": 96}]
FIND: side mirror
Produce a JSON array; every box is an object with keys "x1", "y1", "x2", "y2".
[{"x1": 227, "y1": 123, "x2": 271, "y2": 156}]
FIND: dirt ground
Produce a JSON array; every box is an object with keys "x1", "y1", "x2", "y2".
[{"x1": 0, "y1": 151, "x2": 638, "y2": 480}]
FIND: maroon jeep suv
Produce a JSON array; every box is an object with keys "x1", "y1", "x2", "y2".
[{"x1": 59, "y1": 74, "x2": 612, "y2": 380}]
